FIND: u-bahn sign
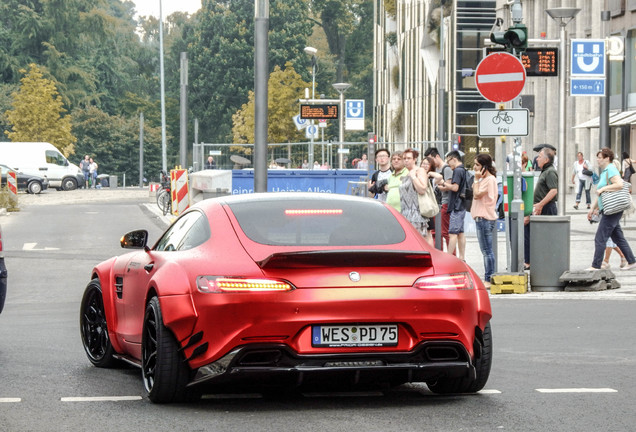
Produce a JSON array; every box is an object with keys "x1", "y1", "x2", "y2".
[{"x1": 475, "y1": 52, "x2": 526, "y2": 103}]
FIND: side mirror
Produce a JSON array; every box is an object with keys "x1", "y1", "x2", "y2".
[{"x1": 120, "y1": 230, "x2": 149, "y2": 249}]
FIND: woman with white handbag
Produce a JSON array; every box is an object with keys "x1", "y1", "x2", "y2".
[{"x1": 586, "y1": 148, "x2": 636, "y2": 271}]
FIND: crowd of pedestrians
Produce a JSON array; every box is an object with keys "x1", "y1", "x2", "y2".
[{"x1": 367, "y1": 145, "x2": 636, "y2": 286}]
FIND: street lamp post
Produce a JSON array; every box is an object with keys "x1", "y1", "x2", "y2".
[
  {"x1": 254, "y1": 0, "x2": 269, "y2": 192},
  {"x1": 546, "y1": 7, "x2": 580, "y2": 216},
  {"x1": 332, "y1": 83, "x2": 351, "y2": 169},
  {"x1": 304, "y1": 47, "x2": 317, "y2": 169}
]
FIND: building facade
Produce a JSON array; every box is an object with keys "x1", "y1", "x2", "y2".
[{"x1": 373, "y1": 0, "x2": 636, "y2": 171}]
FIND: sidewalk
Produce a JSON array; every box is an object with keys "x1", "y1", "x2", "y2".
[{"x1": 462, "y1": 189, "x2": 636, "y2": 297}]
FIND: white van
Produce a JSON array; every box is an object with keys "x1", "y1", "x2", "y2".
[{"x1": 0, "y1": 142, "x2": 84, "y2": 190}]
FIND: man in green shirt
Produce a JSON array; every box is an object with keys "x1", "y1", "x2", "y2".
[
  {"x1": 524, "y1": 147, "x2": 558, "y2": 269},
  {"x1": 386, "y1": 150, "x2": 407, "y2": 212}
]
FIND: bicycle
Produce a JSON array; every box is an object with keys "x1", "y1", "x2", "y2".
[
  {"x1": 156, "y1": 171, "x2": 171, "y2": 216},
  {"x1": 492, "y1": 111, "x2": 513, "y2": 125}
]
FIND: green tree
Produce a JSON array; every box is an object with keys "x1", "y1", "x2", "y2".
[
  {"x1": 5, "y1": 64, "x2": 76, "y2": 155},
  {"x1": 72, "y1": 105, "x2": 164, "y2": 184},
  {"x1": 189, "y1": 0, "x2": 313, "y2": 143},
  {"x1": 232, "y1": 62, "x2": 309, "y2": 146}
]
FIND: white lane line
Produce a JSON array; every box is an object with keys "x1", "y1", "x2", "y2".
[
  {"x1": 478, "y1": 389, "x2": 502, "y2": 394},
  {"x1": 0, "y1": 398, "x2": 21, "y2": 403},
  {"x1": 61, "y1": 396, "x2": 142, "y2": 402},
  {"x1": 536, "y1": 388, "x2": 617, "y2": 393},
  {"x1": 22, "y1": 243, "x2": 37, "y2": 250}
]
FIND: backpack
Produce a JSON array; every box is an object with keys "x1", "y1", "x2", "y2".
[{"x1": 460, "y1": 169, "x2": 474, "y2": 212}]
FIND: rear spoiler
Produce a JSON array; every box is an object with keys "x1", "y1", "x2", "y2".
[{"x1": 256, "y1": 250, "x2": 432, "y2": 269}]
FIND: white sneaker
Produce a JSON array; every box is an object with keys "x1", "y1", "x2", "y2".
[
  {"x1": 620, "y1": 262, "x2": 636, "y2": 271},
  {"x1": 601, "y1": 262, "x2": 611, "y2": 269}
]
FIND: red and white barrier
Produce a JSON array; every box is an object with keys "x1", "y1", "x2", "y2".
[
  {"x1": 170, "y1": 168, "x2": 190, "y2": 216},
  {"x1": 7, "y1": 170, "x2": 17, "y2": 197}
]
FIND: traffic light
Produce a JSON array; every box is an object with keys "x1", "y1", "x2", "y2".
[
  {"x1": 490, "y1": 24, "x2": 528, "y2": 52},
  {"x1": 505, "y1": 24, "x2": 528, "y2": 51}
]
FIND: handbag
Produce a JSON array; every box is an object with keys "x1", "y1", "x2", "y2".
[
  {"x1": 601, "y1": 171, "x2": 632, "y2": 215},
  {"x1": 582, "y1": 167, "x2": 593, "y2": 176},
  {"x1": 418, "y1": 183, "x2": 440, "y2": 218}
]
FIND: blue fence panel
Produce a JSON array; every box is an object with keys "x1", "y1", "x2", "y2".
[{"x1": 231, "y1": 169, "x2": 368, "y2": 195}]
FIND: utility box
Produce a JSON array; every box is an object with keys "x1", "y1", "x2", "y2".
[
  {"x1": 109, "y1": 175, "x2": 118, "y2": 188},
  {"x1": 529, "y1": 215, "x2": 570, "y2": 291}
]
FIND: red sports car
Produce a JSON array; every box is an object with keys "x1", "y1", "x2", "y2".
[{"x1": 80, "y1": 193, "x2": 492, "y2": 403}]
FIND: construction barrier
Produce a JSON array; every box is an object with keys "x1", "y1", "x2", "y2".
[
  {"x1": 170, "y1": 168, "x2": 190, "y2": 216},
  {"x1": 7, "y1": 170, "x2": 17, "y2": 197}
]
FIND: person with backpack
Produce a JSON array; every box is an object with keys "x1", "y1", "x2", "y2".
[
  {"x1": 437, "y1": 150, "x2": 468, "y2": 260},
  {"x1": 471, "y1": 154, "x2": 498, "y2": 286},
  {"x1": 424, "y1": 147, "x2": 454, "y2": 252}
]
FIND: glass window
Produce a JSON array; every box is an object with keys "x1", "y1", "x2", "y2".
[
  {"x1": 45, "y1": 150, "x2": 66, "y2": 166},
  {"x1": 154, "y1": 211, "x2": 210, "y2": 252},
  {"x1": 228, "y1": 198, "x2": 406, "y2": 246}
]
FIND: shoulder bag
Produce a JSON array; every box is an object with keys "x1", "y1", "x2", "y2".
[
  {"x1": 418, "y1": 182, "x2": 440, "y2": 218},
  {"x1": 601, "y1": 171, "x2": 632, "y2": 215}
]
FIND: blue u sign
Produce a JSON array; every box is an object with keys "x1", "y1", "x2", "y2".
[
  {"x1": 571, "y1": 40, "x2": 605, "y2": 76},
  {"x1": 345, "y1": 100, "x2": 365, "y2": 119}
]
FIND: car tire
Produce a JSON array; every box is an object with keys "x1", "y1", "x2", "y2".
[
  {"x1": 62, "y1": 177, "x2": 78, "y2": 191},
  {"x1": 427, "y1": 323, "x2": 492, "y2": 394},
  {"x1": 142, "y1": 296, "x2": 194, "y2": 403},
  {"x1": 80, "y1": 279, "x2": 117, "y2": 368},
  {"x1": 27, "y1": 181, "x2": 42, "y2": 194}
]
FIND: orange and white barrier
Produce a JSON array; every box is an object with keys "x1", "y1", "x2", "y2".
[
  {"x1": 7, "y1": 170, "x2": 17, "y2": 197},
  {"x1": 149, "y1": 183, "x2": 160, "y2": 192},
  {"x1": 170, "y1": 168, "x2": 190, "y2": 216}
]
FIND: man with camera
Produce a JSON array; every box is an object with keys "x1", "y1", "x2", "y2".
[{"x1": 368, "y1": 148, "x2": 392, "y2": 201}]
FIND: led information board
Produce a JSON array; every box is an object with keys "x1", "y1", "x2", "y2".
[
  {"x1": 486, "y1": 48, "x2": 558, "y2": 77},
  {"x1": 300, "y1": 104, "x2": 339, "y2": 119}
]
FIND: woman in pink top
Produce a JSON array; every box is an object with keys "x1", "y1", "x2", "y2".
[{"x1": 471, "y1": 154, "x2": 498, "y2": 285}]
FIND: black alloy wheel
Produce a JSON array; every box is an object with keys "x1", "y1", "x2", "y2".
[
  {"x1": 141, "y1": 296, "x2": 193, "y2": 403},
  {"x1": 80, "y1": 279, "x2": 116, "y2": 368},
  {"x1": 427, "y1": 322, "x2": 493, "y2": 394}
]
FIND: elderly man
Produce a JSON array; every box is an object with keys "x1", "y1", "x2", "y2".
[{"x1": 524, "y1": 147, "x2": 558, "y2": 270}]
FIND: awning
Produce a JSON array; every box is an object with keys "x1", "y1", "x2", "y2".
[{"x1": 573, "y1": 110, "x2": 636, "y2": 129}]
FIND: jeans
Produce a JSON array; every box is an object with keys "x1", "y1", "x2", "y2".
[
  {"x1": 592, "y1": 211, "x2": 636, "y2": 268},
  {"x1": 475, "y1": 218, "x2": 496, "y2": 282},
  {"x1": 575, "y1": 178, "x2": 591, "y2": 204}
]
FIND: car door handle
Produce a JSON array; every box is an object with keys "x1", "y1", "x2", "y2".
[{"x1": 144, "y1": 263, "x2": 154, "y2": 272}]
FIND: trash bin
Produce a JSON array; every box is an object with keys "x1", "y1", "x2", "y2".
[
  {"x1": 109, "y1": 175, "x2": 118, "y2": 188},
  {"x1": 506, "y1": 171, "x2": 536, "y2": 216},
  {"x1": 529, "y1": 215, "x2": 570, "y2": 291}
]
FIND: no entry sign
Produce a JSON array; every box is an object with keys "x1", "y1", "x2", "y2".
[{"x1": 475, "y1": 52, "x2": 526, "y2": 103}]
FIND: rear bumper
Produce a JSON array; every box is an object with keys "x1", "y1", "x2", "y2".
[{"x1": 189, "y1": 340, "x2": 475, "y2": 388}]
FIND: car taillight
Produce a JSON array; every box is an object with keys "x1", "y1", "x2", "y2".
[
  {"x1": 284, "y1": 209, "x2": 343, "y2": 216},
  {"x1": 0, "y1": 226, "x2": 3, "y2": 252},
  {"x1": 197, "y1": 276, "x2": 295, "y2": 293},
  {"x1": 413, "y1": 273, "x2": 474, "y2": 290}
]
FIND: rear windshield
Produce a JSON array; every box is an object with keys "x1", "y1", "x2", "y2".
[{"x1": 228, "y1": 198, "x2": 406, "y2": 246}]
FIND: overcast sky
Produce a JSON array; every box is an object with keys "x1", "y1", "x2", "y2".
[{"x1": 131, "y1": 0, "x2": 201, "y2": 18}]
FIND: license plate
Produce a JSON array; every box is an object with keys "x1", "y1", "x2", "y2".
[{"x1": 312, "y1": 324, "x2": 398, "y2": 347}]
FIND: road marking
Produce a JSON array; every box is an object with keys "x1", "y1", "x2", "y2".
[
  {"x1": 22, "y1": 243, "x2": 60, "y2": 251},
  {"x1": 478, "y1": 389, "x2": 502, "y2": 394},
  {"x1": 535, "y1": 388, "x2": 617, "y2": 393},
  {"x1": 61, "y1": 396, "x2": 142, "y2": 402},
  {"x1": 0, "y1": 398, "x2": 21, "y2": 403}
]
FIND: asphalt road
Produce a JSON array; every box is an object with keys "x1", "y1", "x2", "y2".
[{"x1": 0, "y1": 191, "x2": 635, "y2": 431}]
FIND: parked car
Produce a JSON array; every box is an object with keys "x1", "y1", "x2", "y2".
[
  {"x1": 79, "y1": 193, "x2": 493, "y2": 403},
  {"x1": 0, "y1": 142, "x2": 83, "y2": 190},
  {"x1": 0, "y1": 225, "x2": 7, "y2": 314},
  {"x1": 0, "y1": 163, "x2": 49, "y2": 194}
]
